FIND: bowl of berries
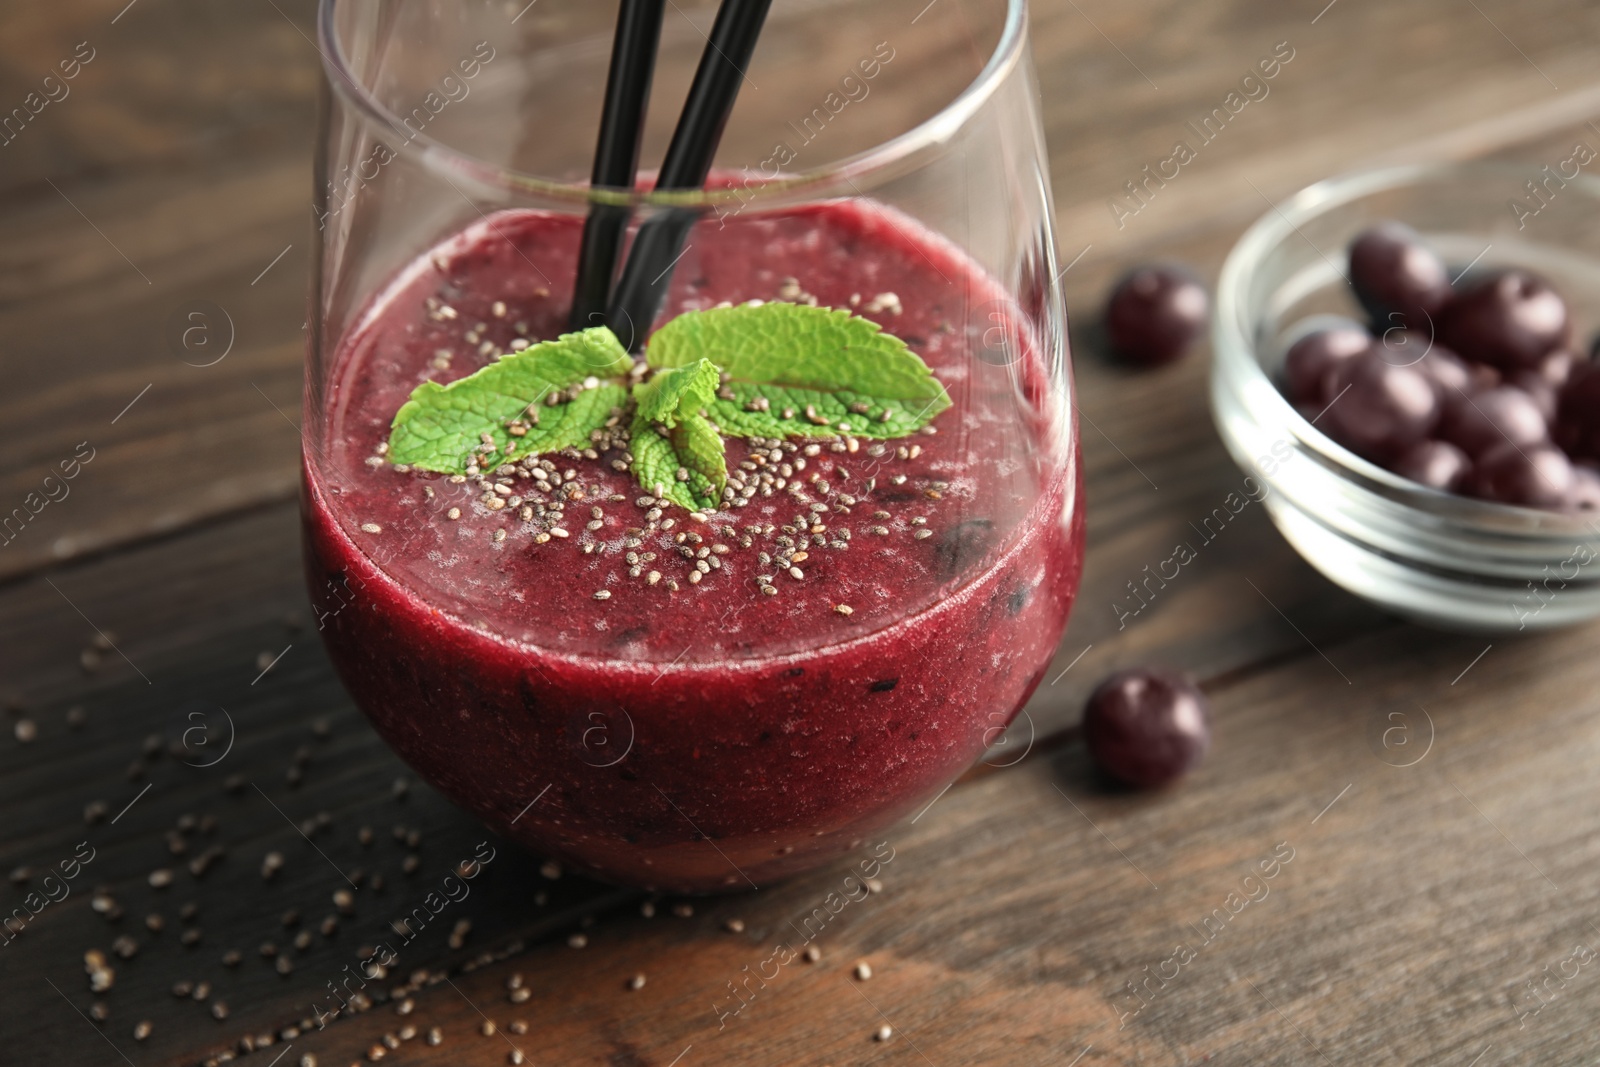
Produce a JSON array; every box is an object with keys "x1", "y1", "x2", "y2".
[{"x1": 1211, "y1": 162, "x2": 1600, "y2": 632}]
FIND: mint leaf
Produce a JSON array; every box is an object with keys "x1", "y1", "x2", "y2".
[
  {"x1": 629, "y1": 360, "x2": 726, "y2": 511},
  {"x1": 630, "y1": 414, "x2": 725, "y2": 511},
  {"x1": 634, "y1": 358, "x2": 719, "y2": 427},
  {"x1": 644, "y1": 303, "x2": 950, "y2": 439},
  {"x1": 388, "y1": 327, "x2": 633, "y2": 472}
]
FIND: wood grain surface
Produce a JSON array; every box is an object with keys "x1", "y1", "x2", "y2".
[{"x1": 3, "y1": 1, "x2": 1600, "y2": 1065}]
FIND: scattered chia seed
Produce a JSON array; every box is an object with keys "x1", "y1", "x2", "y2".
[
  {"x1": 835, "y1": 604, "x2": 853, "y2": 616},
  {"x1": 628, "y1": 973, "x2": 647, "y2": 990},
  {"x1": 854, "y1": 960, "x2": 873, "y2": 980}
]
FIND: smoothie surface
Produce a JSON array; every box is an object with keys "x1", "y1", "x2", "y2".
[{"x1": 314, "y1": 201, "x2": 1068, "y2": 663}]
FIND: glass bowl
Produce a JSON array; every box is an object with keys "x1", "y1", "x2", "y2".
[{"x1": 1211, "y1": 162, "x2": 1600, "y2": 632}]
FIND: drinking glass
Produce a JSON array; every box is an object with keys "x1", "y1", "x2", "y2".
[{"x1": 304, "y1": 0, "x2": 1083, "y2": 891}]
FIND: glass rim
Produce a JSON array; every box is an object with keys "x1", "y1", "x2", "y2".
[{"x1": 317, "y1": 0, "x2": 1029, "y2": 208}]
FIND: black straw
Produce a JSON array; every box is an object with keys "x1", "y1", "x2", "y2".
[
  {"x1": 607, "y1": 0, "x2": 773, "y2": 350},
  {"x1": 570, "y1": 0, "x2": 668, "y2": 330}
]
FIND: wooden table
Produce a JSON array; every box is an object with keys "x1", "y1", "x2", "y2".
[{"x1": 4, "y1": 1, "x2": 1599, "y2": 1064}]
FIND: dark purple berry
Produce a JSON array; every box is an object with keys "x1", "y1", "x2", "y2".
[
  {"x1": 1347, "y1": 222, "x2": 1452, "y2": 330},
  {"x1": 1438, "y1": 270, "x2": 1569, "y2": 370},
  {"x1": 1565, "y1": 464, "x2": 1600, "y2": 514},
  {"x1": 1283, "y1": 325, "x2": 1369, "y2": 405},
  {"x1": 1557, "y1": 361, "x2": 1600, "y2": 462},
  {"x1": 1506, "y1": 350, "x2": 1577, "y2": 422},
  {"x1": 1391, "y1": 439, "x2": 1471, "y2": 492},
  {"x1": 1467, "y1": 362, "x2": 1502, "y2": 392},
  {"x1": 1374, "y1": 332, "x2": 1472, "y2": 395},
  {"x1": 1414, "y1": 346, "x2": 1471, "y2": 393},
  {"x1": 1083, "y1": 669, "x2": 1210, "y2": 789},
  {"x1": 1438, "y1": 386, "x2": 1547, "y2": 458},
  {"x1": 1470, "y1": 441, "x2": 1573, "y2": 508},
  {"x1": 1105, "y1": 264, "x2": 1209, "y2": 367},
  {"x1": 1507, "y1": 370, "x2": 1558, "y2": 421},
  {"x1": 1528, "y1": 347, "x2": 1578, "y2": 388},
  {"x1": 1320, "y1": 349, "x2": 1440, "y2": 463}
]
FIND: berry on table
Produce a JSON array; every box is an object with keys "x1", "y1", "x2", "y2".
[
  {"x1": 1083, "y1": 669, "x2": 1210, "y2": 788},
  {"x1": 1104, "y1": 264, "x2": 1210, "y2": 367}
]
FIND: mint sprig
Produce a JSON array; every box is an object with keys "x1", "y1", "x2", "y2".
[{"x1": 385, "y1": 303, "x2": 951, "y2": 512}]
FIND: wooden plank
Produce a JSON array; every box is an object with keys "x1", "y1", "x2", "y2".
[{"x1": 0, "y1": 1, "x2": 320, "y2": 198}]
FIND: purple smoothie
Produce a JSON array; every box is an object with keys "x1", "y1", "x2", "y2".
[{"x1": 305, "y1": 199, "x2": 1083, "y2": 891}]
